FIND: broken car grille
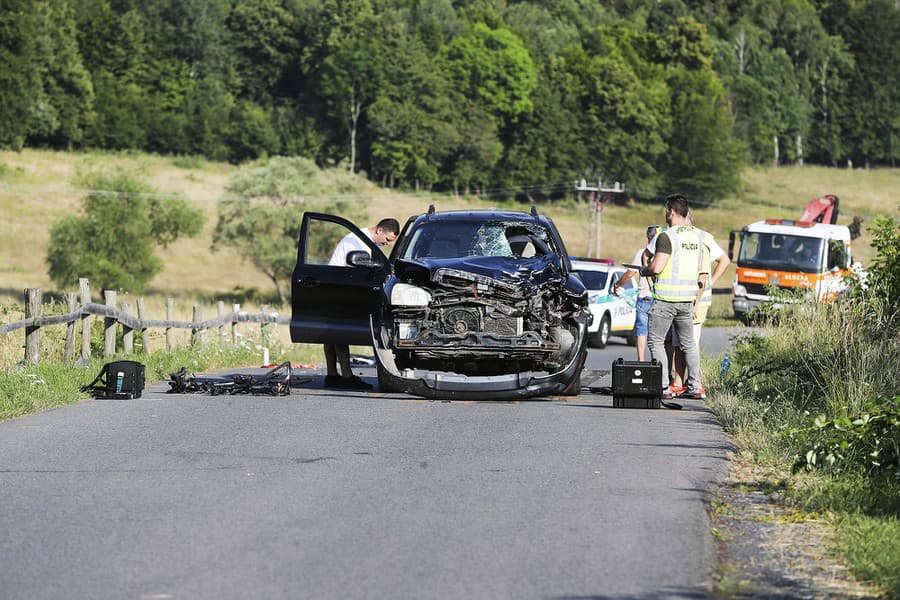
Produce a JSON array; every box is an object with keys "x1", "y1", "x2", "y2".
[{"x1": 438, "y1": 307, "x2": 522, "y2": 336}]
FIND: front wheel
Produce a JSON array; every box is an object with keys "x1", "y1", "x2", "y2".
[
  {"x1": 377, "y1": 361, "x2": 400, "y2": 393},
  {"x1": 560, "y1": 351, "x2": 586, "y2": 396},
  {"x1": 591, "y1": 314, "x2": 611, "y2": 348}
]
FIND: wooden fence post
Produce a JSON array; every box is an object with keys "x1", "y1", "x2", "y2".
[
  {"x1": 137, "y1": 298, "x2": 150, "y2": 355},
  {"x1": 231, "y1": 303, "x2": 240, "y2": 346},
  {"x1": 24, "y1": 288, "x2": 42, "y2": 364},
  {"x1": 122, "y1": 302, "x2": 133, "y2": 355},
  {"x1": 80, "y1": 278, "x2": 92, "y2": 363},
  {"x1": 104, "y1": 289, "x2": 117, "y2": 357},
  {"x1": 217, "y1": 301, "x2": 226, "y2": 345},
  {"x1": 192, "y1": 305, "x2": 203, "y2": 348},
  {"x1": 64, "y1": 292, "x2": 77, "y2": 362},
  {"x1": 166, "y1": 298, "x2": 174, "y2": 352}
]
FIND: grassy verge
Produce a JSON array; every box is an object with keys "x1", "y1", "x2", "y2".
[
  {"x1": 0, "y1": 343, "x2": 251, "y2": 421},
  {"x1": 836, "y1": 513, "x2": 900, "y2": 595},
  {"x1": 704, "y1": 285, "x2": 899, "y2": 596},
  {"x1": 0, "y1": 331, "x2": 328, "y2": 423}
]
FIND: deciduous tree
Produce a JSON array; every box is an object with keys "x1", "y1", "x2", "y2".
[
  {"x1": 46, "y1": 168, "x2": 204, "y2": 291},
  {"x1": 212, "y1": 157, "x2": 369, "y2": 303}
]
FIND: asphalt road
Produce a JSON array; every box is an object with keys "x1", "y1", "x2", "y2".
[{"x1": 0, "y1": 330, "x2": 743, "y2": 599}]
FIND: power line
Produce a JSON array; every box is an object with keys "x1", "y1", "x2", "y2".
[{"x1": 0, "y1": 181, "x2": 886, "y2": 222}]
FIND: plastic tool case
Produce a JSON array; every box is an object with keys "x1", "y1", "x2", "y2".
[{"x1": 611, "y1": 358, "x2": 662, "y2": 408}]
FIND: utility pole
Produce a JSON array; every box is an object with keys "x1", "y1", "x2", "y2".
[{"x1": 575, "y1": 179, "x2": 625, "y2": 258}]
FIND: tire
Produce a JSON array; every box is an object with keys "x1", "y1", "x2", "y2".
[
  {"x1": 560, "y1": 351, "x2": 586, "y2": 396},
  {"x1": 377, "y1": 361, "x2": 400, "y2": 393},
  {"x1": 561, "y1": 373, "x2": 581, "y2": 396},
  {"x1": 591, "y1": 314, "x2": 611, "y2": 349}
]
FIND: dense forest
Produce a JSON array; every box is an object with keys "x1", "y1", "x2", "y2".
[{"x1": 1, "y1": 0, "x2": 898, "y2": 199}]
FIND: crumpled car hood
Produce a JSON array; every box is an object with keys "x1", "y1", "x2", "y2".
[{"x1": 394, "y1": 255, "x2": 565, "y2": 291}]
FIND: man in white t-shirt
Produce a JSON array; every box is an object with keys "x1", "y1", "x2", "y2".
[
  {"x1": 323, "y1": 218, "x2": 400, "y2": 390},
  {"x1": 613, "y1": 225, "x2": 659, "y2": 361}
]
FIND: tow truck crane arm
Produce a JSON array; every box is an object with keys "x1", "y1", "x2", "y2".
[{"x1": 798, "y1": 194, "x2": 839, "y2": 225}]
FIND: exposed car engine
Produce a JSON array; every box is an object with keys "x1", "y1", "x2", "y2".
[{"x1": 386, "y1": 254, "x2": 589, "y2": 377}]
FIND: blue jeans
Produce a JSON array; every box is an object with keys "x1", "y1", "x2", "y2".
[
  {"x1": 634, "y1": 297, "x2": 653, "y2": 336},
  {"x1": 647, "y1": 300, "x2": 701, "y2": 394}
]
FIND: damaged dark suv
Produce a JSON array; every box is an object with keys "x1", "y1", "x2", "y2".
[{"x1": 290, "y1": 206, "x2": 591, "y2": 400}]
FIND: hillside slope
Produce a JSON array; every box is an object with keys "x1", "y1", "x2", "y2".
[{"x1": 1, "y1": 149, "x2": 895, "y2": 306}]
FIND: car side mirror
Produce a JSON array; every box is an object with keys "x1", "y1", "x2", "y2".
[{"x1": 347, "y1": 250, "x2": 383, "y2": 268}]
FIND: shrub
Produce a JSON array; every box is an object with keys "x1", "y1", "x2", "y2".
[
  {"x1": 46, "y1": 167, "x2": 204, "y2": 292},
  {"x1": 790, "y1": 396, "x2": 900, "y2": 477},
  {"x1": 864, "y1": 216, "x2": 900, "y2": 304}
]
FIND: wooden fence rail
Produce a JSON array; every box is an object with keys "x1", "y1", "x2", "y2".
[{"x1": 1, "y1": 279, "x2": 288, "y2": 365}]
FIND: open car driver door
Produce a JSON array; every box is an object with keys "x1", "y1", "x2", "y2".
[{"x1": 290, "y1": 213, "x2": 392, "y2": 346}]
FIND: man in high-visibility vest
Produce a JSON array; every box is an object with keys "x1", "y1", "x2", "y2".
[
  {"x1": 639, "y1": 195, "x2": 706, "y2": 400},
  {"x1": 669, "y1": 211, "x2": 731, "y2": 395}
]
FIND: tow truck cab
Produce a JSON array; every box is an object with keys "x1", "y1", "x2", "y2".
[{"x1": 728, "y1": 219, "x2": 852, "y2": 320}]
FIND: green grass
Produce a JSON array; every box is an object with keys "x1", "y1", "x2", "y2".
[
  {"x1": 836, "y1": 514, "x2": 900, "y2": 598},
  {"x1": 0, "y1": 343, "x2": 249, "y2": 421},
  {"x1": 788, "y1": 471, "x2": 900, "y2": 597},
  {"x1": 704, "y1": 283, "x2": 900, "y2": 597}
]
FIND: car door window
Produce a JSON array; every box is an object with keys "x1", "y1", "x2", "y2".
[
  {"x1": 608, "y1": 270, "x2": 623, "y2": 293},
  {"x1": 302, "y1": 215, "x2": 382, "y2": 266}
]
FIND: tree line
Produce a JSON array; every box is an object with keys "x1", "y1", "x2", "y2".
[{"x1": 1, "y1": 0, "x2": 898, "y2": 200}]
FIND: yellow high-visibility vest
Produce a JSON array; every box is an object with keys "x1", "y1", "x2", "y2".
[{"x1": 654, "y1": 226, "x2": 705, "y2": 302}]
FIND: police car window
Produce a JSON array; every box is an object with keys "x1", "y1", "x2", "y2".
[
  {"x1": 574, "y1": 270, "x2": 608, "y2": 290},
  {"x1": 607, "y1": 272, "x2": 618, "y2": 292}
]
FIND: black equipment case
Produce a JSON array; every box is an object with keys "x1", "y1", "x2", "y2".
[
  {"x1": 611, "y1": 358, "x2": 662, "y2": 408},
  {"x1": 81, "y1": 360, "x2": 145, "y2": 399}
]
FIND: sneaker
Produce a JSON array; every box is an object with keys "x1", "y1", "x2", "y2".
[
  {"x1": 669, "y1": 384, "x2": 685, "y2": 396},
  {"x1": 661, "y1": 389, "x2": 675, "y2": 401},
  {"x1": 323, "y1": 375, "x2": 342, "y2": 388},
  {"x1": 681, "y1": 388, "x2": 706, "y2": 400},
  {"x1": 338, "y1": 375, "x2": 373, "y2": 391}
]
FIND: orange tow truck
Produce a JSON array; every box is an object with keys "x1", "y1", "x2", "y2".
[{"x1": 728, "y1": 195, "x2": 854, "y2": 321}]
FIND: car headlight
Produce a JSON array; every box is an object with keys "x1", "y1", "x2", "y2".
[
  {"x1": 589, "y1": 293, "x2": 600, "y2": 303},
  {"x1": 733, "y1": 283, "x2": 747, "y2": 297},
  {"x1": 391, "y1": 283, "x2": 432, "y2": 306}
]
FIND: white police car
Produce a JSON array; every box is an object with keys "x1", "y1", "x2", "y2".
[{"x1": 570, "y1": 258, "x2": 637, "y2": 348}]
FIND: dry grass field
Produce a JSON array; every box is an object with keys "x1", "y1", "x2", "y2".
[{"x1": 2, "y1": 148, "x2": 897, "y2": 313}]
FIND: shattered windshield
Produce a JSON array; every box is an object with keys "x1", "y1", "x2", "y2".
[
  {"x1": 402, "y1": 221, "x2": 555, "y2": 260},
  {"x1": 739, "y1": 233, "x2": 824, "y2": 273}
]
